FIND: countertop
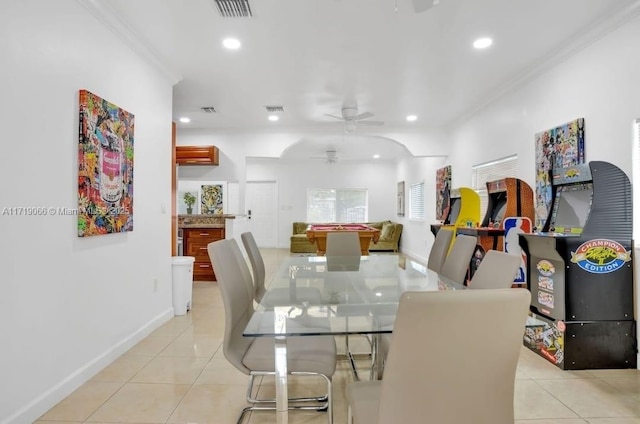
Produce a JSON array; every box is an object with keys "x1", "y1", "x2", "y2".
[
  {"x1": 178, "y1": 214, "x2": 246, "y2": 229},
  {"x1": 180, "y1": 223, "x2": 225, "y2": 229}
]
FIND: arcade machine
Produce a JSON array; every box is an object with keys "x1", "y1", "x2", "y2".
[
  {"x1": 519, "y1": 161, "x2": 636, "y2": 369},
  {"x1": 457, "y1": 177, "x2": 535, "y2": 279},
  {"x1": 430, "y1": 187, "x2": 481, "y2": 237}
]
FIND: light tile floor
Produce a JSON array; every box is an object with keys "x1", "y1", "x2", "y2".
[{"x1": 36, "y1": 249, "x2": 640, "y2": 424}]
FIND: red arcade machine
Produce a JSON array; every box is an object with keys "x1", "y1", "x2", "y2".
[{"x1": 457, "y1": 177, "x2": 535, "y2": 279}]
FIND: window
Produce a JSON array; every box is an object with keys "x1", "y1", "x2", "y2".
[
  {"x1": 633, "y1": 119, "x2": 640, "y2": 242},
  {"x1": 307, "y1": 189, "x2": 368, "y2": 222},
  {"x1": 471, "y1": 155, "x2": 519, "y2": 216},
  {"x1": 409, "y1": 182, "x2": 425, "y2": 220}
]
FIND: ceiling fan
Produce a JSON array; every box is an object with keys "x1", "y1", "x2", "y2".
[
  {"x1": 396, "y1": 0, "x2": 441, "y2": 13},
  {"x1": 324, "y1": 107, "x2": 384, "y2": 132},
  {"x1": 310, "y1": 149, "x2": 340, "y2": 164}
]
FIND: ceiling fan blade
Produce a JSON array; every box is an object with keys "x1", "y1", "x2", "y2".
[
  {"x1": 353, "y1": 111, "x2": 374, "y2": 120},
  {"x1": 324, "y1": 114, "x2": 344, "y2": 120},
  {"x1": 413, "y1": 0, "x2": 438, "y2": 13},
  {"x1": 357, "y1": 120, "x2": 384, "y2": 126}
]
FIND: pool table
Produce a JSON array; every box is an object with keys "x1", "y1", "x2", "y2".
[{"x1": 306, "y1": 223, "x2": 380, "y2": 256}]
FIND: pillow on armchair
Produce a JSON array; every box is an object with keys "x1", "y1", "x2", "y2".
[
  {"x1": 380, "y1": 221, "x2": 395, "y2": 241},
  {"x1": 293, "y1": 222, "x2": 309, "y2": 234}
]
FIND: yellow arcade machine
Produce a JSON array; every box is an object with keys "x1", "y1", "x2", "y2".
[{"x1": 430, "y1": 187, "x2": 482, "y2": 251}]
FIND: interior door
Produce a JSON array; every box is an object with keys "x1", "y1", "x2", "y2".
[{"x1": 246, "y1": 180, "x2": 278, "y2": 247}]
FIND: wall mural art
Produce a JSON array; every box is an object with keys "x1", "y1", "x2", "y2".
[
  {"x1": 201, "y1": 184, "x2": 223, "y2": 214},
  {"x1": 78, "y1": 90, "x2": 134, "y2": 237},
  {"x1": 534, "y1": 117, "x2": 585, "y2": 228},
  {"x1": 436, "y1": 165, "x2": 452, "y2": 221}
]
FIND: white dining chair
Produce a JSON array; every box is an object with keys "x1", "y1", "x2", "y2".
[
  {"x1": 325, "y1": 231, "x2": 362, "y2": 272},
  {"x1": 468, "y1": 249, "x2": 521, "y2": 289},
  {"x1": 347, "y1": 288, "x2": 531, "y2": 424},
  {"x1": 241, "y1": 231, "x2": 323, "y2": 306},
  {"x1": 427, "y1": 228, "x2": 454, "y2": 273},
  {"x1": 325, "y1": 230, "x2": 373, "y2": 376},
  {"x1": 439, "y1": 234, "x2": 477, "y2": 284},
  {"x1": 376, "y1": 228, "x2": 456, "y2": 377},
  {"x1": 326, "y1": 231, "x2": 361, "y2": 256},
  {"x1": 208, "y1": 238, "x2": 337, "y2": 424}
]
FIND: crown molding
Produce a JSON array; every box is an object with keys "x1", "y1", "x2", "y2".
[
  {"x1": 450, "y1": 0, "x2": 640, "y2": 129},
  {"x1": 77, "y1": 0, "x2": 182, "y2": 85}
]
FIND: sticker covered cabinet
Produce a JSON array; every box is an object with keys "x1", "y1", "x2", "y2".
[{"x1": 519, "y1": 161, "x2": 636, "y2": 369}]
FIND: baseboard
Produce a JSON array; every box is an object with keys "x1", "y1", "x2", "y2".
[
  {"x1": 399, "y1": 248, "x2": 427, "y2": 265},
  {"x1": 2, "y1": 307, "x2": 174, "y2": 424}
]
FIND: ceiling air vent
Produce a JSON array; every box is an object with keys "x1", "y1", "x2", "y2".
[
  {"x1": 265, "y1": 105, "x2": 285, "y2": 113},
  {"x1": 213, "y1": 0, "x2": 252, "y2": 18},
  {"x1": 201, "y1": 106, "x2": 217, "y2": 113}
]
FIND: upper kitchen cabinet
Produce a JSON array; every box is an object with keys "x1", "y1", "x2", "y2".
[{"x1": 176, "y1": 145, "x2": 219, "y2": 165}]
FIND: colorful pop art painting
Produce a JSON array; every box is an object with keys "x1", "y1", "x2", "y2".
[
  {"x1": 435, "y1": 165, "x2": 452, "y2": 221},
  {"x1": 534, "y1": 118, "x2": 585, "y2": 228},
  {"x1": 78, "y1": 90, "x2": 134, "y2": 237}
]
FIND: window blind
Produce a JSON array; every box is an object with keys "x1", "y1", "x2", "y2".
[
  {"x1": 409, "y1": 182, "x2": 425, "y2": 220},
  {"x1": 306, "y1": 188, "x2": 368, "y2": 222},
  {"x1": 471, "y1": 155, "x2": 519, "y2": 217}
]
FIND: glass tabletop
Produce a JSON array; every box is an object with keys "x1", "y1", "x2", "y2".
[{"x1": 243, "y1": 254, "x2": 465, "y2": 337}]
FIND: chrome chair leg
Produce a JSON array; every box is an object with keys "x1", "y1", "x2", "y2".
[
  {"x1": 239, "y1": 371, "x2": 333, "y2": 424},
  {"x1": 246, "y1": 372, "x2": 329, "y2": 404}
]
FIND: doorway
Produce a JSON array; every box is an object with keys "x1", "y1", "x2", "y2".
[{"x1": 246, "y1": 180, "x2": 278, "y2": 247}]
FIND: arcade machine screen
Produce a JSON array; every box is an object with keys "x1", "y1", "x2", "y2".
[
  {"x1": 444, "y1": 197, "x2": 461, "y2": 225},
  {"x1": 492, "y1": 201, "x2": 508, "y2": 226},
  {"x1": 484, "y1": 191, "x2": 507, "y2": 227},
  {"x1": 549, "y1": 183, "x2": 593, "y2": 234}
]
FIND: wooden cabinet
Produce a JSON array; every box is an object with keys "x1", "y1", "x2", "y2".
[
  {"x1": 176, "y1": 145, "x2": 219, "y2": 165},
  {"x1": 182, "y1": 228, "x2": 225, "y2": 280}
]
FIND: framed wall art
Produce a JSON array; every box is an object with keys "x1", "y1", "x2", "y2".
[
  {"x1": 201, "y1": 184, "x2": 224, "y2": 215},
  {"x1": 435, "y1": 165, "x2": 452, "y2": 221},
  {"x1": 397, "y1": 181, "x2": 405, "y2": 217},
  {"x1": 78, "y1": 90, "x2": 134, "y2": 237},
  {"x1": 534, "y1": 117, "x2": 585, "y2": 228}
]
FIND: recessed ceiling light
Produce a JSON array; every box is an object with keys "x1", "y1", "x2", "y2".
[
  {"x1": 473, "y1": 37, "x2": 493, "y2": 49},
  {"x1": 268, "y1": 115, "x2": 279, "y2": 122},
  {"x1": 223, "y1": 38, "x2": 241, "y2": 50},
  {"x1": 406, "y1": 115, "x2": 417, "y2": 122},
  {"x1": 373, "y1": 154, "x2": 380, "y2": 159},
  {"x1": 179, "y1": 117, "x2": 191, "y2": 123}
]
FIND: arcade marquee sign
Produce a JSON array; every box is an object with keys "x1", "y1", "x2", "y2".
[{"x1": 570, "y1": 238, "x2": 631, "y2": 274}]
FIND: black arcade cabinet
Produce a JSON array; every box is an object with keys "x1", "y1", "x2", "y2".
[{"x1": 519, "y1": 161, "x2": 636, "y2": 369}]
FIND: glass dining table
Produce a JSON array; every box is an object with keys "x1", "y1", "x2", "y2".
[{"x1": 243, "y1": 253, "x2": 464, "y2": 423}]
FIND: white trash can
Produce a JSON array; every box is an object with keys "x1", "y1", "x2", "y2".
[{"x1": 171, "y1": 256, "x2": 195, "y2": 316}]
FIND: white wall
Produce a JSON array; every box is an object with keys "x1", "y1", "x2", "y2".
[
  {"x1": 0, "y1": 1, "x2": 174, "y2": 422},
  {"x1": 396, "y1": 156, "x2": 450, "y2": 262},
  {"x1": 447, "y1": 17, "x2": 640, "y2": 187}
]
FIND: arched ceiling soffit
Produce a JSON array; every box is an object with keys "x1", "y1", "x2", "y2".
[{"x1": 279, "y1": 135, "x2": 414, "y2": 161}]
